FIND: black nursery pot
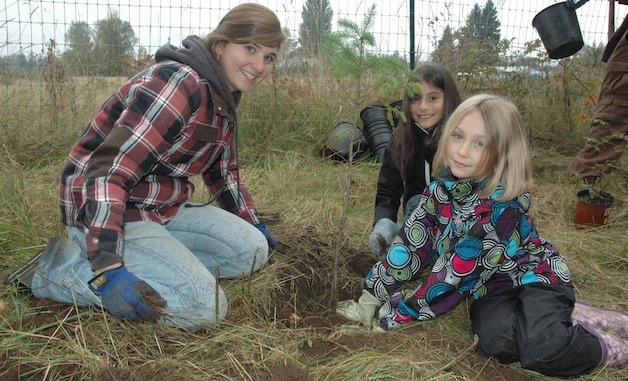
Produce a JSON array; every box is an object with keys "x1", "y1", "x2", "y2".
[
  {"x1": 360, "y1": 105, "x2": 392, "y2": 162},
  {"x1": 532, "y1": 2, "x2": 584, "y2": 59},
  {"x1": 320, "y1": 121, "x2": 368, "y2": 162}
]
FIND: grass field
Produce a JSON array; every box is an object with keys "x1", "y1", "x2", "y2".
[{"x1": 0, "y1": 70, "x2": 626, "y2": 380}]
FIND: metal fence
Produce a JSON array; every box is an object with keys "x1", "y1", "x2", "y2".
[
  {"x1": 1, "y1": 1, "x2": 626, "y2": 110},
  {"x1": 2, "y1": 1, "x2": 625, "y2": 57}
]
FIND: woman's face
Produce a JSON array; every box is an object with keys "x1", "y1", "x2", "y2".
[
  {"x1": 214, "y1": 42, "x2": 278, "y2": 92},
  {"x1": 409, "y1": 80, "x2": 445, "y2": 130}
]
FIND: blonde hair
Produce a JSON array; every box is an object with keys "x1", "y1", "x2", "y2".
[
  {"x1": 432, "y1": 94, "x2": 533, "y2": 200},
  {"x1": 203, "y1": 3, "x2": 286, "y2": 57}
]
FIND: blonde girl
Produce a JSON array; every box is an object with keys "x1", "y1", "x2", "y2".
[{"x1": 339, "y1": 94, "x2": 627, "y2": 377}]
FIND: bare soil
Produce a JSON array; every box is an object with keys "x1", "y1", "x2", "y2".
[{"x1": 0, "y1": 234, "x2": 552, "y2": 380}]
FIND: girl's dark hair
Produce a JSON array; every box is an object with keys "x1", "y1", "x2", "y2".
[{"x1": 390, "y1": 62, "x2": 462, "y2": 182}]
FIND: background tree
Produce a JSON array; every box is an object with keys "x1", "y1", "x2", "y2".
[
  {"x1": 0, "y1": 52, "x2": 36, "y2": 75},
  {"x1": 462, "y1": 4, "x2": 483, "y2": 41},
  {"x1": 93, "y1": 9, "x2": 137, "y2": 76},
  {"x1": 432, "y1": 0, "x2": 504, "y2": 80},
  {"x1": 62, "y1": 21, "x2": 94, "y2": 75},
  {"x1": 480, "y1": 0, "x2": 500, "y2": 44},
  {"x1": 299, "y1": 0, "x2": 333, "y2": 55},
  {"x1": 461, "y1": 0, "x2": 500, "y2": 44},
  {"x1": 432, "y1": 24, "x2": 454, "y2": 63}
]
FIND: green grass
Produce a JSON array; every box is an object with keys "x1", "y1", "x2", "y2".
[{"x1": 0, "y1": 69, "x2": 626, "y2": 380}]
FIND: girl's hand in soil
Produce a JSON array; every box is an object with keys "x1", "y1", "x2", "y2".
[{"x1": 336, "y1": 290, "x2": 383, "y2": 329}]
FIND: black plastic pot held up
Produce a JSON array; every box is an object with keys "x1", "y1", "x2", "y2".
[
  {"x1": 532, "y1": 1, "x2": 585, "y2": 59},
  {"x1": 360, "y1": 105, "x2": 392, "y2": 162}
]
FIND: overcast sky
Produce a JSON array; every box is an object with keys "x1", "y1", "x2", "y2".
[{"x1": 2, "y1": 0, "x2": 626, "y2": 59}]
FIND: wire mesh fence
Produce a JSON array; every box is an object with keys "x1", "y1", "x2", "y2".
[
  {"x1": 1, "y1": 0, "x2": 626, "y2": 143},
  {"x1": 2, "y1": 1, "x2": 624, "y2": 59}
]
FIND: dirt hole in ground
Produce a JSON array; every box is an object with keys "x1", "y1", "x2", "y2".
[{"x1": 264, "y1": 231, "x2": 377, "y2": 329}]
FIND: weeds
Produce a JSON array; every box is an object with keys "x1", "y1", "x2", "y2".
[{"x1": 0, "y1": 34, "x2": 626, "y2": 381}]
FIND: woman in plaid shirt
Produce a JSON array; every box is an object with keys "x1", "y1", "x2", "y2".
[{"x1": 8, "y1": 3, "x2": 285, "y2": 331}]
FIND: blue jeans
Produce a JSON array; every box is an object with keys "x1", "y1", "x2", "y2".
[{"x1": 29, "y1": 204, "x2": 268, "y2": 331}]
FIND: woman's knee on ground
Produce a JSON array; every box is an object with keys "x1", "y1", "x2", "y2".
[
  {"x1": 249, "y1": 234, "x2": 269, "y2": 272},
  {"x1": 472, "y1": 303, "x2": 520, "y2": 363},
  {"x1": 162, "y1": 285, "x2": 229, "y2": 331},
  {"x1": 226, "y1": 229, "x2": 269, "y2": 277}
]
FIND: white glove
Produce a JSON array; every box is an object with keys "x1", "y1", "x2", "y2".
[
  {"x1": 369, "y1": 218, "x2": 398, "y2": 256},
  {"x1": 336, "y1": 290, "x2": 383, "y2": 329}
]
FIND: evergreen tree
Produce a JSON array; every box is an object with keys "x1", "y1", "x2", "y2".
[
  {"x1": 463, "y1": 4, "x2": 483, "y2": 41},
  {"x1": 480, "y1": 0, "x2": 500, "y2": 44},
  {"x1": 432, "y1": 0, "x2": 506, "y2": 87},
  {"x1": 93, "y1": 9, "x2": 137, "y2": 76},
  {"x1": 462, "y1": 1, "x2": 500, "y2": 44},
  {"x1": 299, "y1": 0, "x2": 333, "y2": 55},
  {"x1": 63, "y1": 21, "x2": 94, "y2": 74},
  {"x1": 433, "y1": 25, "x2": 454, "y2": 63}
]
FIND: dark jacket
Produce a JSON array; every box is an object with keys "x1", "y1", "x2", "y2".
[{"x1": 373, "y1": 124, "x2": 432, "y2": 225}]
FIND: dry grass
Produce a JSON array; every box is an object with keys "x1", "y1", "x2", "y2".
[
  {"x1": 1, "y1": 147, "x2": 626, "y2": 380},
  {"x1": 0, "y1": 70, "x2": 627, "y2": 380}
]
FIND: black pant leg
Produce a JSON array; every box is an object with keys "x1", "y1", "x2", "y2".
[
  {"x1": 470, "y1": 289, "x2": 520, "y2": 364},
  {"x1": 516, "y1": 283, "x2": 602, "y2": 377}
]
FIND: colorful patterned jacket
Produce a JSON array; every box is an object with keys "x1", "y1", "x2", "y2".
[{"x1": 365, "y1": 171, "x2": 572, "y2": 330}]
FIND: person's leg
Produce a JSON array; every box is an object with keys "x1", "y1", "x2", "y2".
[
  {"x1": 571, "y1": 299, "x2": 628, "y2": 338},
  {"x1": 29, "y1": 234, "x2": 99, "y2": 307},
  {"x1": 469, "y1": 289, "x2": 520, "y2": 364},
  {"x1": 565, "y1": 118, "x2": 628, "y2": 178},
  {"x1": 166, "y1": 204, "x2": 269, "y2": 279},
  {"x1": 120, "y1": 221, "x2": 228, "y2": 330},
  {"x1": 516, "y1": 283, "x2": 602, "y2": 377},
  {"x1": 32, "y1": 223, "x2": 227, "y2": 331}
]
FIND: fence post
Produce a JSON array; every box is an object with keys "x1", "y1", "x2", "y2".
[{"x1": 410, "y1": 0, "x2": 415, "y2": 69}]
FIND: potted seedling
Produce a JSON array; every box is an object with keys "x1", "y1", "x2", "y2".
[
  {"x1": 573, "y1": 126, "x2": 624, "y2": 227},
  {"x1": 574, "y1": 176, "x2": 615, "y2": 227}
]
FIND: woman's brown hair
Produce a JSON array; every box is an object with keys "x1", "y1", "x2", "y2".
[{"x1": 203, "y1": 3, "x2": 286, "y2": 58}]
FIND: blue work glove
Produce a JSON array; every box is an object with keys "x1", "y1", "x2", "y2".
[
  {"x1": 88, "y1": 266, "x2": 166, "y2": 322},
  {"x1": 369, "y1": 218, "x2": 399, "y2": 256},
  {"x1": 404, "y1": 194, "x2": 422, "y2": 220},
  {"x1": 255, "y1": 222, "x2": 278, "y2": 250}
]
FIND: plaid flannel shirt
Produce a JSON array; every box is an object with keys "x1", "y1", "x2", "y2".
[{"x1": 59, "y1": 61, "x2": 259, "y2": 270}]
